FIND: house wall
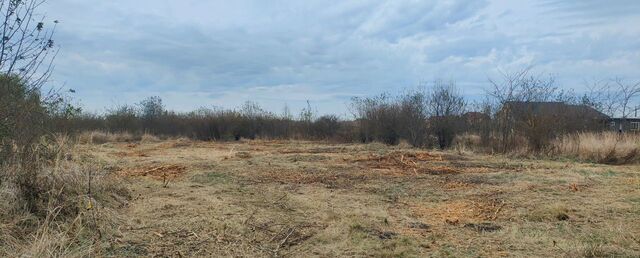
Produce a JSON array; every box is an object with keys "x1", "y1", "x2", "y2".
[{"x1": 609, "y1": 119, "x2": 640, "y2": 132}]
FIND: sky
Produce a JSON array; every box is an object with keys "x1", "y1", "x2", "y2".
[{"x1": 43, "y1": 0, "x2": 640, "y2": 116}]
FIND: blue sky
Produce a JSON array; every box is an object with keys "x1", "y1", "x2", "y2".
[{"x1": 43, "y1": 0, "x2": 640, "y2": 116}]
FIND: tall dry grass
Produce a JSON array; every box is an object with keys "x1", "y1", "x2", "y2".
[
  {"x1": 0, "y1": 135, "x2": 129, "y2": 256},
  {"x1": 452, "y1": 133, "x2": 480, "y2": 154},
  {"x1": 77, "y1": 131, "x2": 139, "y2": 144},
  {"x1": 453, "y1": 133, "x2": 530, "y2": 155},
  {"x1": 551, "y1": 132, "x2": 640, "y2": 164},
  {"x1": 77, "y1": 130, "x2": 163, "y2": 145}
]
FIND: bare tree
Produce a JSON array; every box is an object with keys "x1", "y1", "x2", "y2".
[
  {"x1": 487, "y1": 67, "x2": 559, "y2": 104},
  {"x1": 398, "y1": 89, "x2": 428, "y2": 147},
  {"x1": 282, "y1": 103, "x2": 293, "y2": 120},
  {"x1": 0, "y1": 0, "x2": 57, "y2": 91},
  {"x1": 427, "y1": 80, "x2": 466, "y2": 149},
  {"x1": 583, "y1": 78, "x2": 640, "y2": 118},
  {"x1": 487, "y1": 67, "x2": 571, "y2": 152},
  {"x1": 614, "y1": 78, "x2": 640, "y2": 118},
  {"x1": 299, "y1": 100, "x2": 315, "y2": 123},
  {"x1": 138, "y1": 96, "x2": 165, "y2": 120}
]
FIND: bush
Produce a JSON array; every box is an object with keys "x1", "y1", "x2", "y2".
[
  {"x1": 349, "y1": 83, "x2": 466, "y2": 149},
  {"x1": 311, "y1": 115, "x2": 341, "y2": 140},
  {"x1": 65, "y1": 99, "x2": 351, "y2": 142},
  {"x1": 0, "y1": 75, "x2": 47, "y2": 163},
  {"x1": 351, "y1": 93, "x2": 417, "y2": 146},
  {"x1": 399, "y1": 91, "x2": 429, "y2": 147},
  {"x1": 426, "y1": 81, "x2": 466, "y2": 149}
]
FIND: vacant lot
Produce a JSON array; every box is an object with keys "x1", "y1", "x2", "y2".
[{"x1": 80, "y1": 139, "x2": 640, "y2": 257}]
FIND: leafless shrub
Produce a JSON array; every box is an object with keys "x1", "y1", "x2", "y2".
[
  {"x1": 105, "y1": 104, "x2": 140, "y2": 133},
  {"x1": 427, "y1": 80, "x2": 466, "y2": 149},
  {"x1": 350, "y1": 90, "x2": 434, "y2": 147},
  {"x1": 486, "y1": 67, "x2": 601, "y2": 152},
  {"x1": 349, "y1": 83, "x2": 467, "y2": 148},
  {"x1": 66, "y1": 98, "x2": 352, "y2": 142},
  {"x1": 310, "y1": 115, "x2": 341, "y2": 140},
  {"x1": 351, "y1": 94, "x2": 402, "y2": 145},
  {"x1": 583, "y1": 78, "x2": 640, "y2": 119},
  {"x1": 399, "y1": 90, "x2": 429, "y2": 147}
]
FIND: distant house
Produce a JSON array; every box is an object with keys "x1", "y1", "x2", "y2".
[
  {"x1": 609, "y1": 118, "x2": 640, "y2": 132},
  {"x1": 498, "y1": 101, "x2": 609, "y2": 131},
  {"x1": 461, "y1": 111, "x2": 491, "y2": 132},
  {"x1": 462, "y1": 112, "x2": 490, "y2": 125}
]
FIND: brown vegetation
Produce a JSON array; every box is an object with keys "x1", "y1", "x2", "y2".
[
  {"x1": 2, "y1": 1, "x2": 639, "y2": 256},
  {"x1": 552, "y1": 132, "x2": 640, "y2": 164},
  {"x1": 0, "y1": 136, "x2": 129, "y2": 257},
  {"x1": 58, "y1": 70, "x2": 638, "y2": 162},
  {"x1": 66, "y1": 139, "x2": 639, "y2": 257}
]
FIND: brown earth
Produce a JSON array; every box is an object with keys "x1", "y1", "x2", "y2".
[{"x1": 77, "y1": 139, "x2": 640, "y2": 257}]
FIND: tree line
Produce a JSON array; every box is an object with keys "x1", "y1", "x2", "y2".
[{"x1": 36, "y1": 68, "x2": 637, "y2": 153}]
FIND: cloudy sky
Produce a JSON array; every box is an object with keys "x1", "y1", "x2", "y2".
[{"x1": 43, "y1": 0, "x2": 640, "y2": 115}]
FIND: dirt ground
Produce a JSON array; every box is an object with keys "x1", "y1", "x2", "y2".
[{"x1": 78, "y1": 139, "x2": 640, "y2": 257}]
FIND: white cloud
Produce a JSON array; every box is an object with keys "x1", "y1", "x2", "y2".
[{"x1": 43, "y1": 0, "x2": 640, "y2": 114}]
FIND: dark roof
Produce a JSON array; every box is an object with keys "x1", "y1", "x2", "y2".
[
  {"x1": 502, "y1": 101, "x2": 609, "y2": 120},
  {"x1": 462, "y1": 112, "x2": 490, "y2": 120},
  {"x1": 610, "y1": 117, "x2": 640, "y2": 121}
]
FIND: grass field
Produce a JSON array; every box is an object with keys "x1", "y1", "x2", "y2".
[{"x1": 76, "y1": 139, "x2": 640, "y2": 257}]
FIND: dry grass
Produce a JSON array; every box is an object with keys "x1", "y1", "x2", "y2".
[
  {"x1": 140, "y1": 133, "x2": 161, "y2": 143},
  {"x1": 552, "y1": 132, "x2": 640, "y2": 164},
  {"x1": 0, "y1": 135, "x2": 129, "y2": 257},
  {"x1": 63, "y1": 139, "x2": 640, "y2": 257},
  {"x1": 117, "y1": 164, "x2": 187, "y2": 180},
  {"x1": 77, "y1": 131, "x2": 140, "y2": 144},
  {"x1": 453, "y1": 133, "x2": 532, "y2": 155},
  {"x1": 5, "y1": 136, "x2": 637, "y2": 256},
  {"x1": 452, "y1": 133, "x2": 482, "y2": 156},
  {"x1": 455, "y1": 131, "x2": 640, "y2": 164}
]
